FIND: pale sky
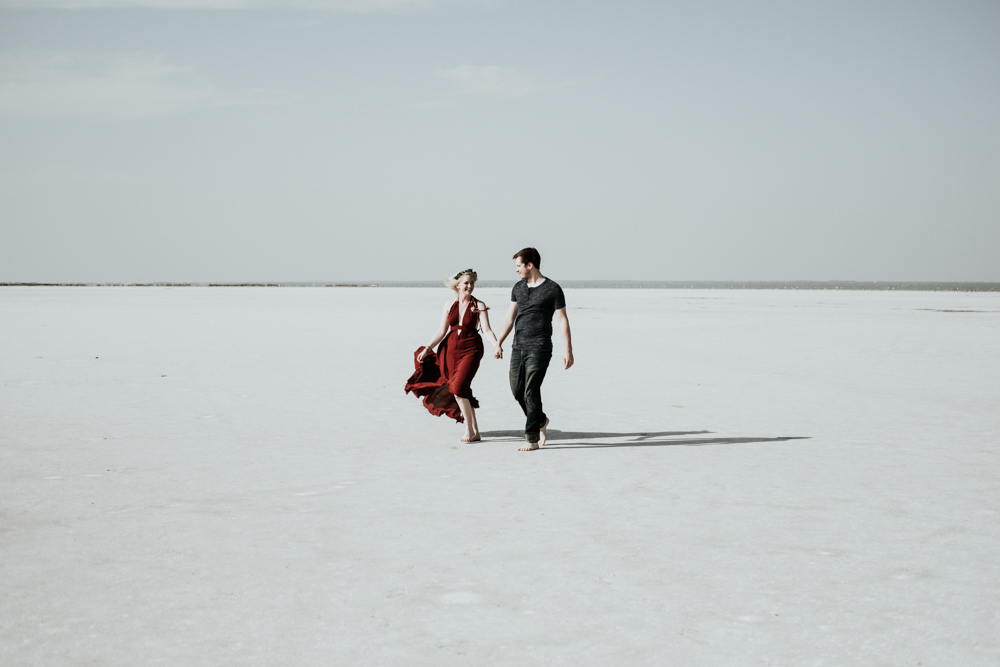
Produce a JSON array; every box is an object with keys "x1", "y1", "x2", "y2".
[{"x1": 1, "y1": 0, "x2": 998, "y2": 282}]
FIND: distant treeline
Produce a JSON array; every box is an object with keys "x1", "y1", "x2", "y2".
[{"x1": 3, "y1": 281, "x2": 999, "y2": 292}]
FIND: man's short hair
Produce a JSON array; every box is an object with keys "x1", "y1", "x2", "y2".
[{"x1": 513, "y1": 247, "x2": 541, "y2": 269}]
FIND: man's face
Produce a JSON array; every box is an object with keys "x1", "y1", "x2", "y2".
[{"x1": 514, "y1": 257, "x2": 530, "y2": 279}]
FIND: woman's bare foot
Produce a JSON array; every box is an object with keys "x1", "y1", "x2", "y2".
[
  {"x1": 518, "y1": 441, "x2": 539, "y2": 451},
  {"x1": 461, "y1": 431, "x2": 482, "y2": 443},
  {"x1": 539, "y1": 418, "x2": 550, "y2": 446}
]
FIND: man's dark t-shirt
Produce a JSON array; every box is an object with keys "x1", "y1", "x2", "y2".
[{"x1": 511, "y1": 279, "x2": 566, "y2": 351}]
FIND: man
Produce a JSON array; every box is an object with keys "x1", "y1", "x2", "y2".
[{"x1": 494, "y1": 247, "x2": 574, "y2": 451}]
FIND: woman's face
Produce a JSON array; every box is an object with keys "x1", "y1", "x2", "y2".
[{"x1": 457, "y1": 274, "x2": 475, "y2": 297}]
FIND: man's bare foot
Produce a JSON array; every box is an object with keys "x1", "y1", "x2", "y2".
[
  {"x1": 539, "y1": 418, "x2": 550, "y2": 446},
  {"x1": 518, "y1": 442, "x2": 539, "y2": 451}
]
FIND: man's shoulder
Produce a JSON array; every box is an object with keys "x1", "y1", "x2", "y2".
[
  {"x1": 540, "y1": 278, "x2": 563, "y2": 295},
  {"x1": 542, "y1": 279, "x2": 566, "y2": 308},
  {"x1": 511, "y1": 279, "x2": 523, "y2": 302}
]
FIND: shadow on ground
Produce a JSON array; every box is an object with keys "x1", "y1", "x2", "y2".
[
  {"x1": 478, "y1": 430, "x2": 711, "y2": 441},
  {"x1": 477, "y1": 429, "x2": 810, "y2": 449}
]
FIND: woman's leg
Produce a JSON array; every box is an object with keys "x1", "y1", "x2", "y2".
[
  {"x1": 450, "y1": 344, "x2": 483, "y2": 443},
  {"x1": 455, "y1": 397, "x2": 480, "y2": 442}
]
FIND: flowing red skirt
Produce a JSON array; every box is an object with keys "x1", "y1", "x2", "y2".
[{"x1": 404, "y1": 333, "x2": 483, "y2": 423}]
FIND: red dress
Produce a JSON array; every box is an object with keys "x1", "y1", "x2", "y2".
[{"x1": 405, "y1": 299, "x2": 485, "y2": 423}]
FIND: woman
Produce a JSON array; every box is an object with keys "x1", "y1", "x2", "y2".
[{"x1": 405, "y1": 269, "x2": 500, "y2": 443}]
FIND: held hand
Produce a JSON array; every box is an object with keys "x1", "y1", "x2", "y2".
[
  {"x1": 564, "y1": 350, "x2": 574, "y2": 370},
  {"x1": 494, "y1": 346, "x2": 503, "y2": 360}
]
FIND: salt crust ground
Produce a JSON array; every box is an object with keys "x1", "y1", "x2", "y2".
[{"x1": 1, "y1": 286, "x2": 998, "y2": 666}]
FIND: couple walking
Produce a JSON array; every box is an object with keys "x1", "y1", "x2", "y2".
[{"x1": 405, "y1": 247, "x2": 574, "y2": 451}]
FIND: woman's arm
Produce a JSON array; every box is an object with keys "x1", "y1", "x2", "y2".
[
  {"x1": 477, "y1": 301, "x2": 501, "y2": 351},
  {"x1": 417, "y1": 302, "x2": 451, "y2": 362}
]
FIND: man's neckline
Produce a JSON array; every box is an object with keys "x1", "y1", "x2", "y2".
[{"x1": 526, "y1": 277, "x2": 547, "y2": 288}]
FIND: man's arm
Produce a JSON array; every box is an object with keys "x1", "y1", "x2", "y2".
[
  {"x1": 494, "y1": 302, "x2": 518, "y2": 359},
  {"x1": 554, "y1": 307, "x2": 574, "y2": 369}
]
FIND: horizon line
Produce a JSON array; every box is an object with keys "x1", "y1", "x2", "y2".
[{"x1": 3, "y1": 280, "x2": 999, "y2": 292}]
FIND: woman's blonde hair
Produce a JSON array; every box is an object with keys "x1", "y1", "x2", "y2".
[{"x1": 445, "y1": 268, "x2": 478, "y2": 291}]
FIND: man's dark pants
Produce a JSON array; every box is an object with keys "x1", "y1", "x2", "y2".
[{"x1": 509, "y1": 348, "x2": 552, "y2": 443}]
